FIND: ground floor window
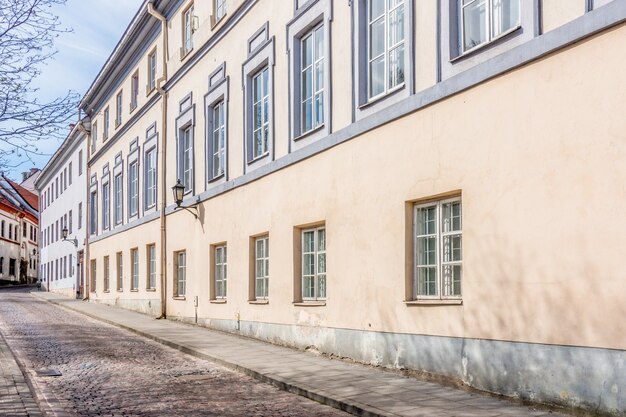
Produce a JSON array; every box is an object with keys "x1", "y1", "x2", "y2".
[
  {"x1": 147, "y1": 244, "x2": 156, "y2": 290},
  {"x1": 254, "y1": 236, "x2": 269, "y2": 299},
  {"x1": 413, "y1": 197, "x2": 462, "y2": 299},
  {"x1": 104, "y1": 256, "x2": 110, "y2": 292},
  {"x1": 213, "y1": 245, "x2": 227, "y2": 299},
  {"x1": 116, "y1": 252, "x2": 123, "y2": 291},
  {"x1": 90, "y1": 259, "x2": 96, "y2": 292},
  {"x1": 175, "y1": 251, "x2": 186, "y2": 297},
  {"x1": 131, "y1": 248, "x2": 139, "y2": 290},
  {"x1": 302, "y1": 227, "x2": 326, "y2": 301}
]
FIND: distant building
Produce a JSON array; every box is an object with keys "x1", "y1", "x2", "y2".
[
  {"x1": 20, "y1": 168, "x2": 41, "y2": 193},
  {"x1": 35, "y1": 124, "x2": 87, "y2": 297},
  {"x1": 0, "y1": 176, "x2": 39, "y2": 284}
]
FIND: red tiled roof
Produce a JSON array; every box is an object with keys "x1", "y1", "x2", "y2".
[{"x1": 7, "y1": 180, "x2": 39, "y2": 210}]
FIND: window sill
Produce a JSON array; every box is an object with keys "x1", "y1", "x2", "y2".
[
  {"x1": 359, "y1": 84, "x2": 405, "y2": 110},
  {"x1": 117, "y1": 289, "x2": 123, "y2": 293},
  {"x1": 451, "y1": 25, "x2": 522, "y2": 63},
  {"x1": 294, "y1": 124, "x2": 324, "y2": 142},
  {"x1": 405, "y1": 299, "x2": 463, "y2": 306},
  {"x1": 146, "y1": 288, "x2": 156, "y2": 292},
  {"x1": 210, "y1": 14, "x2": 226, "y2": 30},
  {"x1": 103, "y1": 290, "x2": 110, "y2": 293},
  {"x1": 146, "y1": 86, "x2": 156, "y2": 97},
  {"x1": 248, "y1": 152, "x2": 269, "y2": 165},
  {"x1": 210, "y1": 298, "x2": 227, "y2": 304},
  {"x1": 130, "y1": 289, "x2": 138, "y2": 292},
  {"x1": 248, "y1": 299, "x2": 268, "y2": 305},
  {"x1": 130, "y1": 104, "x2": 137, "y2": 114},
  {"x1": 173, "y1": 296, "x2": 186, "y2": 301},
  {"x1": 180, "y1": 48, "x2": 193, "y2": 61},
  {"x1": 207, "y1": 173, "x2": 225, "y2": 184},
  {"x1": 115, "y1": 121, "x2": 121, "y2": 129},
  {"x1": 293, "y1": 301, "x2": 326, "y2": 307}
]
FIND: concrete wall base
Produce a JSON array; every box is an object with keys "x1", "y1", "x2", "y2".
[
  {"x1": 92, "y1": 298, "x2": 161, "y2": 317},
  {"x1": 166, "y1": 315, "x2": 625, "y2": 416}
]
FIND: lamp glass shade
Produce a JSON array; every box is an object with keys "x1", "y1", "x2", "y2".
[
  {"x1": 172, "y1": 180, "x2": 185, "y2": 206},
  {"x1": 62, "y1": 227, "x2": 68, "y2": 239}
]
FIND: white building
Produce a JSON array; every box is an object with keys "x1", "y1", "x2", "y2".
[{"x1": 36, "y1": 124, "x2": 87, "y2": 296}]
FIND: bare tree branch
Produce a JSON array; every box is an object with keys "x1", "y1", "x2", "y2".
[{"x1": 0, "y1": 0, "x2": 78, "y2": 170}]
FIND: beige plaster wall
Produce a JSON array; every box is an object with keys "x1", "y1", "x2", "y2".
[
  {"x1": 164, "y1": 23, "x2": 626, "y2": 351},
  {"x1": 542, "y1": 0, "x2": 586, "y2": 33}
]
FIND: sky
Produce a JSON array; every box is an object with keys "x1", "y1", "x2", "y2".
[{"x1": 6, "y1": 0, "x2": 143, "y2": 181}]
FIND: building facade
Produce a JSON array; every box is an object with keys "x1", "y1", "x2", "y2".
[
  {"x1": 0, "y1": 177, "x2": 39, "y2": 284},
  {"x1": 36, "y1": 125, "x2": 88, "y2": 297},
  {"x1": 75, "y1": 0, "x2": 625, "y2": 414}
]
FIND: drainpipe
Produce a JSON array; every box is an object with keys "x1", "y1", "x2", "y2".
[
  {"x1": 77, "y1": 117, "x2": 91, "y2": 300},
  {"x1": 147, "y1": 1, "x2": 169, "y2": 319}
]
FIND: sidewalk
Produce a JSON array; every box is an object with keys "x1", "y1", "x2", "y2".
[
  {"x1": 0, "y1": 330, "x2": 43, "y2": 416},
  {"x1": 32, "y1": 292, "x2": 570, "y2": 417}
]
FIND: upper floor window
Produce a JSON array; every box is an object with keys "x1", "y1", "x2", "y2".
[
  {"x1": 89, "y1": 190, "x2": 98, "y2": 235},
  {"x1": 102, "y1": 182, "x2": 110, "y2": 231},
  {"x1": 460, "y1": 0, "x2": 520, "y2": 53},
  {"x1": 148, "y1": 49, "x2": 157, "y2": 92},
  {"x1": 128, "y1": 161, "x2": 139, "y2": 217},
  {"x1": 252, "y1": 68, "x2": 270, "y2": 159},
  {"x1": 179, "y1": 125, "x2": 193, "y2": 192},
  {"x1": 413, "y1": 197, "x2": 462, "y2": 299},
  {"x1": 92, "y1": 123, "x2": 98, "y2": 153},
  {"x1": 103, "y1": 107, "x2": 110, "y2": 140},
  {"x1": 211, "y1": 101, "x2": 226, "y2": 178},
  {"x1": 368, "y1": 0, "x2": 405, "y2": 99},
  {"x1": 215, "y1": 0, "x2": 226, "y2": 21},
  {"x1": 68, "y1": 162, "x2": 73, "y2": 185},
  {"x1": 115, "y1": 91, "x2": 123, "y2": 127},
  {"x1": 145, "y1": 148, "x2": 157, "y2": 210},
  {"x1": 182, "y1": 4, "x2": 194, "y2": 56},
  {"x1": 131, "y1": 71, "x2": 139, "y2": 111},
  {"x1": 300, "y1": 24, "x2": 325, "y2": 134},
  {"x1": 78, "y1": 150, "x2": 83, "y2": 175},
  {"x1": 78, "y1": 202, "x2": 83, "y2": 229},
  {"x1": 114, "y1": 173, "x2": 123, "y2": 225}
]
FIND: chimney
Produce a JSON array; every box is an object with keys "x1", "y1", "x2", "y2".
[
  {"x1": 22, "y1": 172, "x2": 28, "y2": 182},
  {"x1": 69, "y1": 123, "x2": 76, "y2": 131}
]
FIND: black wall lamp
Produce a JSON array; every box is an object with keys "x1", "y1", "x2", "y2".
[
  {"x1": 172, "y1": 180, "x2": 199, "y2": 219},
  {"x1": 62, "y1": 227, "x2": 78, "y2": 247}
]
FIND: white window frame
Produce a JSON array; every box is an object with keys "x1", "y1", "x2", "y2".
[
  {"x1": 367, "y1": 0, "x2": 406, "y2": 100},
  {"x1": 148, "y1": 244, "x2": 156, "y2": 290},
  {"x1": 215, "y1": 0, "x2": 226, "y2": 21},
  {"x1": 242, "y1": 29, "x2": 274, "y2": 173},
  {"x1": 299, "y1": 23, "x2": 325, "y2": 135},
  {"x1": 128, "y1": 161, "x2": 139, "y2": 217},
  {"x1": 214, "y1": 245, "x2": 227, "y2": 299},
  {"x1": 459, "y1": 0, "x2": 521, "y2": 54},
  {"x1": 115, "y1": 91, "x2": 123, "y2": 127},
  {"x1": 211, "y1": 100, "x2": 226, "y2": 179},
  {"x1": 131, "y1": 71, "x2": 139, "y2": 110},
  {"x1": 89, "y1": 189, "x2": 97, "y2": 236},
  {"x1": 413, "y1": 197, "x2": 463, "y2": 300},
  {"x1": 144, "y1": 147, "x2": 157, "y2": 210},
  {"x1": 114, "y1": 173, "x2": 123, "y2": 226},
  {"x1": 251, "y1": 68, "x2": 270, "y2": 160},
  {"x1": 131, "y1": 248, "x2": 139, "y2": 290},
  {"x1": 301, "y1": 226, "x2": 326, "y2": 301},
  {"x1": 116, "y1": 252, "x2": 123, "y2": 291},
  {"x1": 352, "y1": 0, "x2": 413, "y2": 121},
  {"x1": 182, "y1": 4, "x2": 194, "y2": 56},
  {"x1": 181, "y1": 126, "x2": 193, "y2": 192},
  {"x1": 103, "y1": 108, "x2": 110, "y2": 140},
  {"x1": 148, "y1": 49, "x2": 157, "y2": 92},
  {"x1": 254, "y1": 236, "x2": 269, "y2": 299},
  {"x1": 102, "y1": 181, "x2": 110, "y2": 231},
  {"x1": 177, "y1": 251, "x2": 186, "y2": 297}
]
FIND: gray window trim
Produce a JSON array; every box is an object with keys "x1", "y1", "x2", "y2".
[
  {"x1": 287, "y1": 0, "x2": 333, "y2": 152},
  {"x1": 441, "y1": 0, "x2": 535, "y2": 79},
  {"x1": 89, "y1": 180, "x2": 98, "y2": 236},
  {"x1": 143, "y1": 123, "x2": 159, "y2": 214},
  {"x1": 242, "y1": 33, "x2": 275, "y2": 174},
  {"x1": 205, "y1": 64, "x2": 229, "y2": 187},
  {"x1": 175, "y1": 97, "x2": 196, "y2": 196},
  {"x1": 127, "y1": 139, "x2": 140, "y2": 222},
  {"x1": 113, "y1": 154, "x2": 124, "y2": 227},
  {"x1": 101, "y1": 168, "x2": 111, "y2": 231},
  {"x1": 351, "y1": 0, "x2": 415, "y2": 121}
]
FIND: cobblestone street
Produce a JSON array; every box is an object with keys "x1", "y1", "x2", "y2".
[{"x1": 0, "y1": 290, "x2": 347, "y2": 416}]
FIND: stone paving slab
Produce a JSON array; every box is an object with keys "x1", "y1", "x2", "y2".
[
  {"x1": 0, "y1": 329, "x2": 43, "y2": 417},
  {"x1": 32, "y1": 291, "x2": 573, "y2": 417}
]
